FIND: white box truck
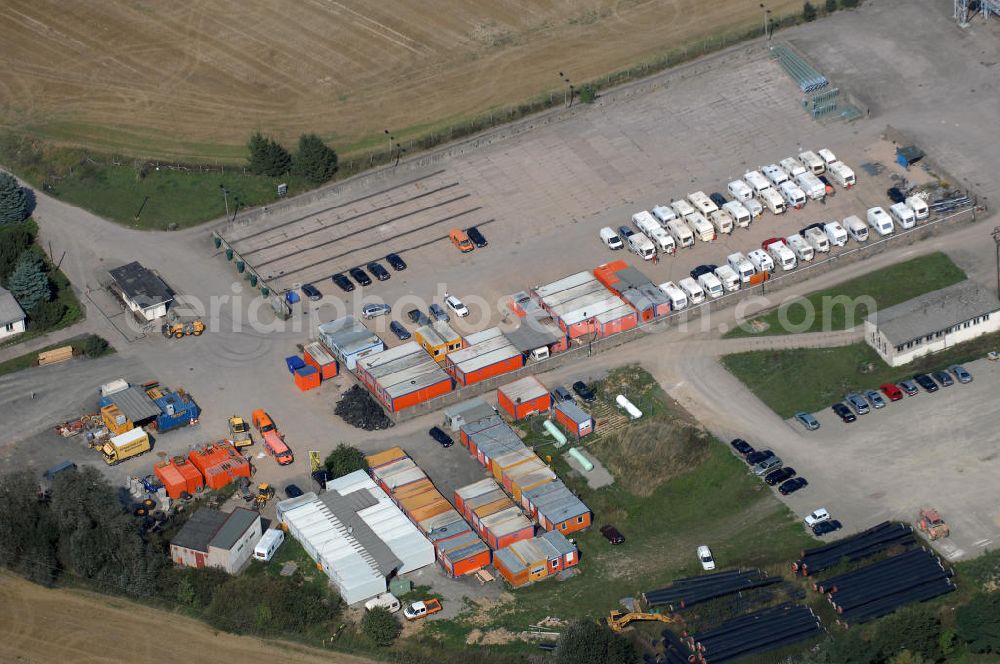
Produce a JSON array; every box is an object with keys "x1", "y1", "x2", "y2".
[
  {"x1": 687, "y1": 191, "x2": 719, "y2": 216},
  {"x1": 889, "y1": 202, "x2": 916, "y2": 229},
  {"x1": 708, "y1": 209, "x2": 734, "y2": 235},
  {"x1": 670, "y1": 199, "x2": 696, "y2": 218},
  {"x1": 728, "y1": 180, "x2": 753, "y2": 201},
  {"x1": 600, "y1": 227, "x2": 624, "y2": 250},
  {"x1": 628, "y1": 232, "x2": 657, "y2": 260},
  {"x1": 843, "y1": 215, "x2": 868, "y2": 242},
  {"x1": 744, "y1": 198, "x2": 764, "y2": 218},
  {"x1": 722, "y1": 201, "x2": 752, "y2": 228},
  {"x1": 827, "y1": 161, "x2": 855, "y2": 188},
  {"x1": 759, "y1": 188, "x2": 787, "y2": 215},
  {"x1": 780, "y1": 157, "x2": 807, "y2": 178},
  {"x1": 728, "y1": 252, "x2": 756, "y2": 283},
  {"x1": 665, "y1": 218, "x2": 694, "y2": 248},
  {"x1": 817, "y1": 148, "x2": 838, "y2": 167},
  {"x1": 785, "y1": 234, "x2": 815, "y2": 261},
  {"x1": 743, "y1": 170, "x2": 771, "y2": 196},
  {"x1": 803, "y1": 227, "x2": 831, "y2": 253},
  {"x1": 684, "y1": 212, "x2": 716, "y2": 242},
  {"x1": 632, "y1": 210, "x2": 662, "y2": 236},
  {"x1": 824, "y1": 220, "x2": 848, "y2": 247},
  {"x1": 778, "y1": 181, "x2": 807, "y2": 209},
  {"x1": 648, "y1": 226, "x2": 676, "y2": 254},
  {"x1": 747, "y1": 249, "x2": 775, "y2": 273},
  {"x1": 765, "y1": 240, "x2": 797, "y2": 271},
  {"x1": 678, "y1": 277, "x2": 706, "y2": 304},
  {"x1": 906, "y1": 196, "x2": 929, "y2": 221},
  {"x1": 651, "y1": 204, "x2": 677, "y2": 224},
  {"x1": 867, "y1": 207, "x2": 894, "y2": 236},
  {"x1": 714, "y1": 264, "x2": 740, "y2": 292},
  {"x1": 798, "y1": 150, "x2": 825, "y2": 174},
  {"x1": 697, "y1": 272, "x2": 724, "y2": 299},
  {"x1": 795, "y1": 172, "x2": 826, "y2": 200},
  {"x1": 658, "y1": 281, "x2": 688, "y2": 310}
]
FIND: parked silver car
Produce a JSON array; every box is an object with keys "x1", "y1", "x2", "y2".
[
  {"x1": 863, "y1": 389, "x2": 886, "y2": 409},
  {"x1": 845, "y1": 392, "x2": 870, "y2": 415},
  {"x1": 752, "y1": 456, "x2": 783, "y2": 476}
]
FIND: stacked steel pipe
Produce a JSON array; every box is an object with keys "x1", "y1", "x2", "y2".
[
  {"x1": 771, "y1": 45, "x2": 829, "y2": 93},
  {"x1": 683, "y1": 603, "x2": 822, "y2": 663},
  {"x1": 643, "y1": 569, "x2": 781, "y2": 612},
  {"x1": 792, "y1": 521, "x2": 915, "y2": 576}
]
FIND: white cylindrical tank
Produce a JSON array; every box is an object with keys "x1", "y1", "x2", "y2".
[{"x1": 615, "y1": 395, "x2": 642, "y2": 420}]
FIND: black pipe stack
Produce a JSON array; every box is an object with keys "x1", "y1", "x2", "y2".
[
  {"x1": 791, "y1": 521, "x2": 915, "y2": 576},
  {"x1": 682, "y1": 603, "x2": 823, "y2": 663},
  {"x1": 642, "y1": 569, "x2": 781, "y2": 612}
]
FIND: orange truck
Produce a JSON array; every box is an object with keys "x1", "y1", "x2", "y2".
[{"x1": 251, "y1": 409, "x2": 294, "y2": 465}]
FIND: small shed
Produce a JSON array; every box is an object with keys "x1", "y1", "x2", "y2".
[
  {"x1": 555, "y1": 401, "x2": 595, "y2": 439},
  {"x1": 170, "y1": 507, "x2": 262, "y2": 574},
  {"x1": 896, "y1": 145, "x2": 925, "y2": 169},
  {"x1": 108, "y1": 262, "x2": 173, "y2": 321},
  {"x1": 497, "y1": 376, "x2": 551, "y2": 420},
  {"x1": 0, "y1": 286, "x2": 26, "y2": 340}
]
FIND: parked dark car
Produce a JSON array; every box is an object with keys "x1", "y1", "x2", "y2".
[
  {"x1": 932, "y1": 370, "x2": 953, "y2": 387},
  {"x1": 429, "y1": 426, "x2": 454, "y2": 448},
  {"x1": 812, "y1": 519, "x2": 843, "y2": 536},
  {"x1": 779, "y1": 477, "x2": 808, "y2": 495},
  {"x1": 467, "y1": 226, "x2": 488, "y2": 248},
  {"x1": 887, "y1": 186, "x2": 906, "y2": 204},
  {"x1": 311, "y1": 469, "x2": 331, "y2": 488},
  {"x1": 800, "y1": 222, "x2": 825, "y2": 236},
  {"x1": 386, "y1": 253, "x2": 407, "y2": 271},
  {"x1": 764, "y1": 467, "x2": 795, "y2": 486},
  {"x1": 572, "y1": 380, "x2": 596, "y2": 402},
  {"x1": 301, "y1": 283, "x2": 322, "y2": 300},
  {"x1": 551, "y1": 386, "x2": 574, "y2": 403},
  {"x1": 429, "y1": 303, "x2": 450, "y2": 322},
  {"x1": 818, "y1": 175, "x2": 836, "y2": 195},
  {"x1": 390, "y1": 321, "x2": 411, "y2": 340},
  {"x1": 331, "y1": 273, "x2": 355, "y2": 292},
  {"x1": 407, "y1": 309, "x2": 432, "y2": 326},
  {"x1": 913, "y1": 373, "x2": 938, "y2": 393},
  {"x1": 709, "y1": 192, "x2": 729, "y2": 208},
  {"x1": 284, "y1": 483, "x2": 304, "y2": 499},
  {"x1": 618, "y1": 225, "x2": 635, "y2": 239},
  {"x1": 832, "y1": 403, "x2": 857, "y2": 423},
  {"x1": 690, "y1": 264, "x2": 718, "y2": 279},
  {"x1": 730, "y1": 438, "x2": 755, "y2": 457},
  {"x1": 349, "y1": 267, "x2": 372, "y2": 286},
  {"x1": 600, "y1": 525, "x2": 625, "y2": 545},
  {"x1": 745, "y1": 449, "x2": 775, "y2": 465},
  {"x1": 367, "y1": 262, "x2": 391, "y2": 281}
]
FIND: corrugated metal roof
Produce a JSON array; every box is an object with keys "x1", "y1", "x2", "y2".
[
  {"x1": 867, "y1": 281, "x2": 1000, "y2": 345},
  {"x1": 504, "y1": 315, "x2": 564, "y2": 352},
  {"x1": 530, "y1": 482, "x2": 590, "y2": 524},
  {"x1": 304, "y1": 341, "x2": 337, "y2": 365},
  {"x1": 463, "y1": 327, "x2": 504, "y2": 346},
  {"x1": 209, "y1": 508, "x2": 260, "y2": 550},
  {"x1": 447, "y1": 335, "x2": 521, "y2": 373},
  {"x1": 460, "y1": 413, "x2": 504, "y2": 438},
  {"x1": 415, "y1": 321, "x2": 461, "y2": 347},
  {"x1": 499, "y1": 375, "x2": 548, "y2": 404},
  {"x1": 456, "y1": 478, "x2": 502, "y2": 501},
  {"x1": 541, "y1": 529, "x2": 577, "y2": 557},
  {"x1": 318, "y1": 316, "x2": 383, "y2": 356},
  {"x1": 595, "y1": 303, "x2": 636, "y2": 324},
  {"x1": 557, "y1": 294, "x2": 630, "y2": 326},
  {"x1": 108, "y1": 262, "x2": 173, "y2": 308},
  {"x1": 533, "y1": 271, "x2": 596, "y2": 299},
  {"x1": 171, "y1": 509, "x2": 228, "y2": 552},
  {"x1": 481, "y1": 506, "x2": 533, "y2": 536},
  {"x1": 471, "y1": 422, "x2": 525, "y2": 459},
  {"x1": 465, "y1": 489, "x2": 509, "y2": 513},
  {"x1": 614, "y1": 266, "x2": 655, "y2": 289},
  {"x1": 492, "y1": 448, "x2": 536, "y2": 470},
  {"x1": 540, "y1": 280, "x2": 608, "y2": 309},
  {"x1": 439, "y1": 530, "x2": 482, "y2": 554},
  {"x1": 0, "y1": 287, "x2": 25, "y2": 326},
  {"x1": 555, "y1": 401, "x2": 593, "y2": 425},
  {"x1": 356, "y1": 342, "x2": 452, "y2": 399},
  {"x1": 110, "y1": 386, "x2": 161, "y2": 422},
  {"x1": 443, "y1": 398, "x2": 495, "y2": 428}
]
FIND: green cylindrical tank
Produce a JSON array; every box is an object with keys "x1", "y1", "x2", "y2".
[
  {"x1": 543, "y1": 420, "x2": 567, "y2": 447},
  {"x1": 225, "y1": 248, "x2": 234, "y2": 261},
  {"x1": 260, "y1": 286, "x2": 270, "y2": 297},
  {"x1": 236, "y1": 260, "x2": 245, "y2": 273},
  {"x1": 249, "y1": 274, "x2": 258, "y2": 287},
  {"x1": 212, "y1": 235, "x2": 222, "y2": 248},
  {"x1": 567, "y1": 447, "x2": 594, "y2": 472}
]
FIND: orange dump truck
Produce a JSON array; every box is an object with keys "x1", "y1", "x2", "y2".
[{"x1": 252, "y1": 409, "x2": 294, "y2": 465}]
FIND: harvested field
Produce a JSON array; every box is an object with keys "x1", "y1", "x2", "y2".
[{"x1": 0, "y1": 0, "x2": 799, "y2": 161}]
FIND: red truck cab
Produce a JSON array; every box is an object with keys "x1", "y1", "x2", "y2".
[{"x1": 251, "y1": 409, "x2": 294, "y2": 465}]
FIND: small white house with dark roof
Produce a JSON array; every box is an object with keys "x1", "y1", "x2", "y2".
[
  {"x1": 0, "y1": 286, "x2": 26, "y2": 339},
  {"x1": 108, "y1": 261, "x2": 173, "y2": 321}
]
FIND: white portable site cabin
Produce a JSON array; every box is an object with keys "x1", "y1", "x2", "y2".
[
  {"x1": 727, "y1": 253, "x2": 756, "y2": 283},
  {"x1": 804, "y1": 227, "x2": 831, "y2": 253},
  {"x1": 678, "y1": 277, "x2": 706, "y2": 304},
  {"x1": 722, "y1": 201, "x2": 751, "y2": 228},
  {"x1": 684, "y1": 213, "x2": 716, "y2": 242},
  {"x1": 843, "y1": 215, "x2": 869, "y2": 242},
  {"x1": 658, "y1": 281, "x2": 688, "y2": 310},
  {"x1": 669, "y1": 199, "x2": 696, "y2": 218},
  {"x1": 687, "y1": 191, "x2": 719, "y2": 216},
  {"x1": 765, "y1": 241, "x2": 797, "y2": 271},
  {"x1": 778, "y1": 181, "x2": 807, "y2": 209},
  {"x1": 628, "y1": 232, "x2": 657, "y2": 260},
  {"x1": 889, "y1": 202, "x2": 916, "y2": 229},
  {"x1": 798, "y1": 150, "x2": 825, "y2": 175},
  {"x1": 600, "y1": 226, "x2": 624, "y2": 250},
  {"x1": 708, "y1": 209, "x2": 734, "y2": 235},
  {"x1": 759, "y1": 188, "x2": 787, "y2": 215},
  {"x1": 713, "y1": 265, "x2": 740, "y2": 292},
  {"x1": 728, "y1": 180, "x2": 753, "y2": 201},
  {"x1": 697, "y1": 272, "x2": 724, "y2": 299},
  {"x1": 824, "y1": 221, "x2": 849, "y2": 247},
  {"x1": 651, "y1": 205, "x2": 677, "y2": 224},
  {"x1": 785, "y1": 234, "x2": 814, "y2": 262},
  {"x1": 743, "y1": 170, "x2": 772, "y2": 196},
  {"x1": 906, "y1": 196, "x2": 929, "y2": 221},
  {"x1": 762, "y1": 164, "x2": 789, "y2": 187},
  {"x1": 780, "y1": 157, "x2": 807, "y2": 178},
  {"x1": 867, "y1": 207, "x2": 895, "y2": 236},
  {"x1": 795, "y1": 172, "x2": 826, "y2": 200},
  {"x1": 746, "y1": 249, "x2": 774, "y2": 273},
  {"x1": 665, "y1": 219, "x2": 694, "y2": 248}
]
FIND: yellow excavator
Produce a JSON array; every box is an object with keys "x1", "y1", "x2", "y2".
[
  {"x1": 254, "y1": 483, "x2": 275, "y2": 509},
  {"x1": 606, "y1": 610, "x2": 682, "y2": 634},
  {"x1": 162, "y1": 319, "x2": 205, "y2": 339}
]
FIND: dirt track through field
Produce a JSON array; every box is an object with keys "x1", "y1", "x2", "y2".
[
  {"x1": 0, "y1": 0, "x2": 799, "y2": 161},
  {"x1": 0, "y1": 572, "x2": 373, "y2": 664}
]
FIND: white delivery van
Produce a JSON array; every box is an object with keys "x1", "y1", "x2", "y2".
[
  {"x1": 697, "y1": 272, "x2": 724, "y2": 299},
  {"x1": 843, "y1": 215, "x2": 868, "y2": 242},
  {"x1": 780, "y1": 157, "x2": 807, "y2": 178},
  {"x1": 684, "y1": 212, "x2": 716, "y2": 242},
  {"x1": 666, "y1": 218, "x2": 695, "y2": 248},
  {"x1": 743, "y1": 170, "x2": 772, "y2": 196},
  {"x1": 867, "y1": 207, "x2": 894, "y2": 236},
  {"x1": 529, "y1": 347, "x2": 550, "y2": 361},
  {"x1": 670, "y1": 199, "x2": 696, "y2": 218},
  {"x1": 785, "y1": 234, "x2": 815, "y2": 262},
  {"x1": 906, "y1": 196, "x2": 929, "y2": 221},
  {"x1": 728, "y1": 252, "x2": 756, "y2": 283},
  {"x1": 827, "y1": 161, "x2": 855, "y2": 188},
  {"x1": 728, "y1": 180, "x2": 753, "y2": 202},
  {"x1": 254, "y1": 528, "x2": 285, "y2": 562},
  {"x1": 658, "y1": 281, "x2": 688, "y2": 310},
  {"x1": 628, "y1": 232, "x2": 657, "y2": 260},
  {"x1": 678, "y1": 277, "x2": 706, "y2": 304},
  {"x1": 714, "y1": 264, "x2": 740, "y2": 292},
  {"x1": 744, "y1": 198, "x2": 764, "y2": 219},
  {"x1": 804, "y1": 227, "x2": 831, "y2": 253},
  {"x1": 778, "y1": 181, "x2": 807, "y2": 209},
  {"x1": 651, "y1": 204, "x2": 677, "y2": 224},
  {"x1": 722, "y1": 201, "x2": 751, "y2": 228},
  {"x1": 648, "y1": 226, "x2": 676, "y2": 254},
  {"x1": 599, "y1": 226, "x2": 624, "y2": 250},
  {"x1": 708, "y1": 209, "x2": 734, "y2": 235},
  {"x1": 799, "y1": 150, "x2": 826, "y2": 175},
  {"x1": 762, "y1": 164, "x2": 789, "y2": 187},
  {"x1": 824, "y1": 221, "x2": 848, "y2": 247},
  {"x1": 365, "y1": 593, "x2": 402, "y2": 613},
  {"x1": 765, "y1": 240, "x2": 797, "y2": 271},
  {"x1": 795, "y1": 172, "x2": 826, "y2": 200},
  {"x1": 747, "y1": 249, "x2": 775, "y2": 273},
  {"x1": 632, "y1": 210, "x2": 662, "y2": 236},
  {"x1": 687, "y1": 191, "x2": 719, "y2": 216},
  {"x1": 889, "y1": 202, "x2": 916, "y2": 229},
  {"x1": 759, "y1": 188, "x2": 787, "y2": 215},
  {"x1": 817, "y1": 148, "x2": 838, "y2": 167}
]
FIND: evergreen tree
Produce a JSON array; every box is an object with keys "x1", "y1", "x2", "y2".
[
  {"x1": 293, "y1": 134, "x2": 339, "y2": 184},
  {"x1": 247, "y1": 132, "x2": 292, "y2": 177},
  {"x1": 825, "y1": 0, "x2": 839, "y2": 12},
  {"x1": 803, "y1": 1, "x2": 818, "y2": 21},
  {"x1": 0, "y1": 172, "x2": 29, "y2": 225},
  {"x1": 7, "y1": 250, "x2": 50, "y2": 311}
]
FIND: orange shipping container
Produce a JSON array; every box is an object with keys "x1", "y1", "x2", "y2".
[
  {"x1": 491, "y1": 448, "x2": 536, "y2": 482},
  {"x1": 511, "y1": 468, "x2": 557, "y2": 503},
  {"x1": 501, "y1": 455, "x2": 547, "y2": 491},
  {"x1": 293, "y1": 366, "x2": 321, "y2": 391},
  {"x1": 366, "y1": 446, "x2": 408, "y2": 469},
  {"x1": 393, "y1": 478, "x2": 435, "y2": 501},
  {"x1": 408, "y1": 497, "x2": 452, "y2": 524},
  {"x1": 303, "y1": 342, "x2": 339, "y2": 380},
  {"x1": 154, "y1": 457, "x2": 204, "y2": 499}
]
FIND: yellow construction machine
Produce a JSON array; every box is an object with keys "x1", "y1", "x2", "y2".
[
  {"x1": 606, "y1": 610, "x2": 682, "y2": 634},
  {"x1": 254, "y1": 483, "x2": 276, "y2": 509},
  {"x1": 162, "y1": 319, "x2": 205, "y2": 339}
]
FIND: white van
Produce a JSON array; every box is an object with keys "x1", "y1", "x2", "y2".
[
  {"x1": 658, "y1": 281, "x2": 688, "y2": 310},
  {"x1": 688, "y1": 191, "x2": 719, "y2": 216},
  {"x1": 632, "y1": 210, "x2": 662, "y2": 236},
  {"x1": 843, "y1": 215, "x2": 868, "y2": 242},
  {"x1": 747, "y1": 249, "x2": 775, "y2": 273},
  {"x1": 684, "y1": 212, "x2": 716, "y2": 242},
  {"x1": 744, "y1": 198, "x2": 764, "y2": 219},
  {"x1": 651, "y1": 204, "x2": 677, "y2": 224},
  {"x1": 817, "y1": 148, "x2": 838, "y2": 167},
  {"x1": 804, "y1": 227, "x2": 831, "y2": 253},
  {"x1": 795, "y1": 172, "x2": 826, "y2": 200},
  {"x1": 799, "y1": 150, "x2": 826, "y2": 175},
  {"x1": 785, "y1": 234, "x2": 815, "y2": 262},
  {"x1": 714, "y1": 264, "x2": 740, "y2": 292},
  {"x1": 889, "y1": 202, "x2": 916, "y2": 229},
  {"x1": 778, "y1": 181, "x2": 807, "y2": 209},
  {"x1": 365, "y1": 593, "x2": 401, "y2": 613},
  {"x1": 867, "y1": 207, "x2": 894, "y2": 236},
  {"x1": 697, "y1": 272, "x2": 724, "y2": 299},
  {"x1": 906, "y1": 196, "x2": 929, "y2": 221},
  {"x1": 648, "y1": 226, "x2": 676, "y2": 254},
  {"x1": 728, "y1": 180, "x2": 753, "y2": 202},
  {"x1": 722, "y1": 201, "x2": 751, "y2": 228},
  {"x1": 600, "y1": 226, "x2": 624, "y2": 250},
  {"x1": 828, "y1": 161, "x2": 855, "y2": 188},
  {"x1": 709, "y1": 209, "x2": 734, "y2": 235},
  {"x1": 759, "y1": 188, "x2": 787, "y2": 215},
  {"x1": 666, "y1": 218, "x2": 694, "y2": 248},
  {"x1": 670, "y1": 199, "x2": 696, "y2": 218},
  {"x1": 727, "y1": 252, "x2": 756, "y2": 283},
  {"x1": 628, "y1": 232, "x2": 657, "y2": 260},
  {"x1": 780, "y1": 157, "x2": 807, "y2": 178},
  {"x1": 254, "y1": 529, "x2": 285, "y2": 562},
  {"x1": 743, "y1": 170, "x2": 772, "y2": 196},
  {"x1": 529, "y1": 346, "x2": 550, "y2": 361},
  {"x1": 765, "y1": 240, "x2": 797, "y2": 271},
  {"x1": 678, "y1": 277, "x2": 706, "y2": 304},
  {"x1": 824, "y1": 221, "x2": 848, "y2": 247}
]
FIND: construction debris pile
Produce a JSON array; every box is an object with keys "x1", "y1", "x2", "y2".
[
  {"x1": 335, "y1": 385, "x2": 393, "y2": 430},
  {"x1": 643, "y1": 569, "x2": 781, "y2": 612},
  {"x1": 681, "y1": 603, "x2": 822, "y2": 663},
  {"x1": 792, "y1": 521, "x2": 914, "y2": 576}
]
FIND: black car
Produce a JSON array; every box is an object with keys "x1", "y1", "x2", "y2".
[
  {"x1": 407, "y1": 309, "x2": 431, "y2": 326},
  {"x1": 390, "y1": 321, "x2": 411, "y2": 340},
  {"x1": 819, "y1": 175, "x2": 836, "y2": 194},
  {"x1": 311, "y1": 469, "x2": 331, "y2": 488},
  {"x1": 600, "y1": 524, "x2": 625, "y2": 545},
  {"x1": 745, "y1": 449, "x2": 775, "y2": 465},
  {"x1": 386, "y1": 253, "x2": 407, "y2": 271},
  {"x1": 467, "y1": 226, "x2": 488, "y2": 248},
  {"x1": 800, "y1": 221, "x2": 825, "y2": 236},
  {"x1": 764, "y1": 467, "x2": 795, "y2": 486},
  {"x1": 429, "y1": 426, "x2": 454, "y2": 448},
  {"x1": 690, "y1": 264, "x2": 718, "y2": 280},
  {"x1": 618, "y1": 225, "x2": 635, "y2": 239},
  {"x1": 331, "y1": 273, "x2": 355, "y2": 292},
  {"x1": 284, "y1": 483, "x2": 304, "y2": 499},
  {"x1": 301, "y1": 283, "x2": 322, "y2": 300},
  {"x1": 812, "y1": 519, "x2": 843, "y2": 536},
  {"x1": 349, "y1": 267, "x2": 372, "y2": 286},
  {"x1": 932, "y1": 370, "x2": 953, "y2": 387},
  {"x1": 551, "y1": 386, "x2": 574, "y2": 403},
  {"x1": 779, "y1": 477, "x2": 808, "y2": 495},
  {"x1": 572, "y1": 380, "x2": 596, "y2": 402},
  {"x1": 832, "y1": 403, "x2": 857, "y2": 422},
  {"x1": 887, "y1": 186, "x2": 906, "y2": 204},
  {"x1": 730, "y1": 438, "x2": 755, "y2": 457},
  {"x1": 367, "y1": 262, "x2": 391, "y2": 281},
  {"x1": 913, "y1": 373, "x2": 938, "y2": 393},
  {"x1": 709, "y1": 192, "x2": 729, "y2": 208}
]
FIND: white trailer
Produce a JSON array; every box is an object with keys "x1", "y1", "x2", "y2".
[
  {"x1": 708, "y1": 209, "x2": 734, "y2": 235},
  {"x1": 778, "y1": 181, "x2": 807, "y2": 209},
  {"x1": 684, "y1": 212, "x2": 716, "y2": 242},
  {"x1": 785, "y1": 234, "x2": 815, "y2": 262},
  {"x1": 600, "y1": 226, "x2": 624, "y2": 250},
  {"x1": 765, "y1": 240, "x2": 797, "y2": 271},
  {"x1": 804, "y1": 227, "x2": 831, "y2": 253},
  {"x1": 628, "y1": 232, "x2": 657, "y2": 260},
  {"x1": 658, "y1": 281, "x2": 688, "y2": 310},
  {"x1": 728, "y1": 180, "x2": 753, "y2": 202},
  {"x1": 678, "y1": 277, "x2": 706, "y2": 304},
  {"x1": 727, "y1": 252, "x2": 756, "y2": 283},
  {"x1": 795, "y1": 172, "x2": 826, "y2": 200},
  {"x1": 722, "y1": 201, "x2": 751, "y2": 228},
  {"x1": 697, "y1": 272, "x2": 724, "y2": 299},
  {"x1": 670, "y1": 199, "x2": 696, "y2": 218},
  {"x1": 867, "y1": 207, "x2": 894, "y2": 236},
  {"x1": 632, "y1": 210, "x2": 662, "y2": 236},
  {"x1": 743, "y1": 170, "x2": 772, "y2": 196},
  {"x1": 827, "y1": 161, "x2": 855, "y2": 188},
  {"x1": 843, "y1": 215, "x2": 868, "y2": 242},
  {"x1": 687, "y1": 191, "x2": 719, "y2": 216},
  {"x1": 762, "y1": 164, "x2": 789, "y2": 187},
  {"x1": 824, "y1": 221, "x2": 848, "y2": 247},
  {"x1": 648, "y1": 226, "x2": 676, "y2": 254},
  {"x1": 714, "y1": 264, "x2": 740, "y2": 292},
  {"x1": 889, "y1": 202, "x2": 916, "y2": 229},
  {"x1": 665, "y1": 218, "x2": 694, "y2": 248},
  {"x1": 798, "y1": 150, "x2": 825, "y2": 175},
  {"x1": 747, "y1": 249, "x2": 775, "y2": 273},
  {"x1": 759, "y1": 188, "x2": 787, "y2": 215},
  {"x1": 817, "y1": 148, "x2": 838, "y2": 167},
  {"x1": 906, "y1": 196, "x2": 929, "y2": 221},
  {"x1": 780, "y1": 157, "x2": 807, "y2": 178},
  {"x1": 651, "y1": 204, "x2": 677, "y2": 224}
]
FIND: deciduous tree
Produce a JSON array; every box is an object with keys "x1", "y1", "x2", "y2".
[
  {"x1": 555, "y1": 620, "x2": 636, "y2": 664},
  {"x1": 324, "y1": 444, "x2": 369, "y2": 478},
  {"x1": 956, "y1": 591, "x2": 1000, "y2": 653},
  {"x1": 362, "y1": 606, "x2": 401, "y2": 646}
]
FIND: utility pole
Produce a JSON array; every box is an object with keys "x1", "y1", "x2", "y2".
[
  {"x1": 384, "y1": 129, "x2": 393, "y2": 160},
  {"x1": 219, "y1": 185, "x2": 229, "y2": 217},
  {"x1": 992, "y1": 226, "x2": 1000, "y2": 297},
  {"x1": 760, "y1": 3, "x2": 771, "y2": 40}
]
